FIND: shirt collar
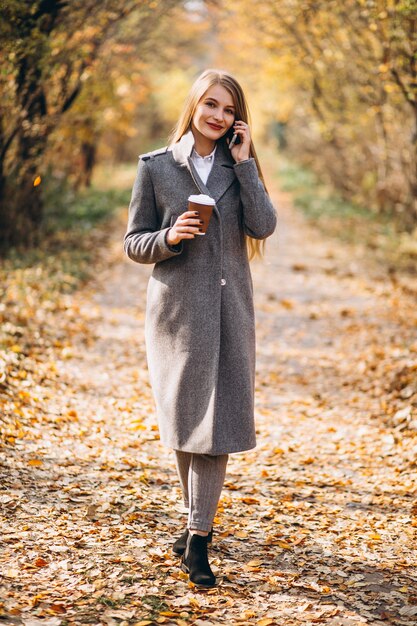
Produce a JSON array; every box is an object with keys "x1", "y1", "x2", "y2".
[
  {"x1": 191, "y1": 145, "x2": 217, "y2": 162},
  {"x1": 170, "y1": 129, "x2": 233, "y2": 170}
]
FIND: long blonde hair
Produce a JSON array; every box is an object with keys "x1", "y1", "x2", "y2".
[{"x1": 169, "y1": 69, "x2": 268, "y2": 260}]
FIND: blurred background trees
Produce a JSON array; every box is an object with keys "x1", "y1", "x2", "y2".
[
  {"x1": 0, "y1": 0, "x2": 189, "y2": 248},
  {"x1": 216, "y1": 0, "x2": 417, "y2": 227},
  {"x1": 1, "y1": 0, "x2": 416, "y2": 252}
]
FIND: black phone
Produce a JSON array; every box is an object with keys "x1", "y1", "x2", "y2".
[{"x1": 227, "y1": 125, "x2": 241, "y2": 148}]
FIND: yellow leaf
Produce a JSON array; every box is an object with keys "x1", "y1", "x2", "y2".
[
  {"x1": 301, "y1": 457, "x2": 315, "y2": 465},
  {"x1": 120, "y1": 554, "x2": 134, "y2": 562},
  {"x1": 235, "y1": 530, "x2": 248, "y2": 538},
  {"x1": 292, "y1": 535, "x2": 306, "y2": 546},
  {"x1": 241, "y1": 612, "x2": 256, "y2": 619},
  {"x1": 33, "y1": 176, "x2": 42, "y2": 187},
  {"x1": 369, "y1": 533, "x2": 382, "y2": 541},
  {"x1": 247, "y1": 559, "x2": 263, "y2": 567},
  {"x1": 28, "y1": 459, "x2": 43, "y2": 467},
  {"x1": 257, "y1": 619, "x2": 276, "y2": 626},
  {"x1": 130, "y1": 423, "x2": 147, "y2": 431},
  {"x1": 10, "y1": 344, "x2": 22, "y2": 353}
]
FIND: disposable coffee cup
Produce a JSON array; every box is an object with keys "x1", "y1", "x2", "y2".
[{"x1": 188, "y1": 194, "x2": 215, "y2": 235}]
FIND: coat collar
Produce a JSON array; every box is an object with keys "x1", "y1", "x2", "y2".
[{"x1": 170, "y1": 129, "x2": 236, "y2": 204}]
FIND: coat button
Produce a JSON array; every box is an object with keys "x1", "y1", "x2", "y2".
[{"x1": 220, "y1": 278, "x2": 226, "y2": 286}]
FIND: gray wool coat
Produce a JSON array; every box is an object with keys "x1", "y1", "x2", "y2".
[{"x1": 124, "y1": 130, "x2": 277, "y2": 455}]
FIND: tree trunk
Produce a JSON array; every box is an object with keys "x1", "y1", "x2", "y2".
[
  {"x1": 74, "y1": 136, "x2": 98, "y2": 190},
  {"x1": 81, "y1": 140, "x2": 97, "y2": 188},
  {"x1": 0, "y1": 1, "x2": 63, "y2": 253},
  {"x1": 411, "y1": 110, "x2": 417, "y2": 226},
  {"x1": 0, "y1": 79, "x2": 48, "y2": 251},
  {"x1": 0, "y1": 145, "x2": 46, "y2": 251}
]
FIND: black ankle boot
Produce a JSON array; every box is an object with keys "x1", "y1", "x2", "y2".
[
  {"x1": 180, "y1": 533, "x2": 216, "y2": 587},
  {"x1": 172, "y1": 528, "x2": 213, "y2": 556}
]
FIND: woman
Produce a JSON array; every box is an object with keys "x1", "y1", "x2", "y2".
[{"x1": 124, "y1": 68, "x2": 277, "y2": 587}]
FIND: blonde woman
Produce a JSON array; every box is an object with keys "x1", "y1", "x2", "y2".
[{"x1": 124, "y1": 69, "x2": 277, "y2": 587}]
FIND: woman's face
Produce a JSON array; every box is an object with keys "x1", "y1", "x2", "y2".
[{"x1": 191, "y1": 84, "x2": 235, "y2": 143}]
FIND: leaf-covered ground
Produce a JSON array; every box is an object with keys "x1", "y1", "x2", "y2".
[{"x1": 1, "y1": 182, "x2": 417, "y2": 626}]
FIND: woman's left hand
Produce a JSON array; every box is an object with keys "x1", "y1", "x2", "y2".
[{"x1": 228, "y1": 120, "x2": 251, "y2": 162}]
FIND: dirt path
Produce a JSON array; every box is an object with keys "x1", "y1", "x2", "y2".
[{"x1": 1, "y1": 182, "x2": 417, "y2": 626}]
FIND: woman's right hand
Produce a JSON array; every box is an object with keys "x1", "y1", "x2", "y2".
[{"x1": 166, "y1": 210, "x2": 203, "y2": 245}]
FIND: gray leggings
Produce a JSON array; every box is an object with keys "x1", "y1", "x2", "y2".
[{"x1": 174, "y1": 451, "x2": 229, "y2": 532}]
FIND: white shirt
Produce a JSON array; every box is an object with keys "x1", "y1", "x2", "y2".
[{"x1": 190, "y1": 146, "x2": 216, "y2": 185}]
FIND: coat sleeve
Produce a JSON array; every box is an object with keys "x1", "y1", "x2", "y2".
[
  {"x1": 124, "y1": 157, "x2": 183, "y2": 264},
  {"x1": 233, "y1": 158, "x2": 277, "y2": 239}
]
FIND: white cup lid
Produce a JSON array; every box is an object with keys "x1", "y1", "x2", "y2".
[{"x1": 188, "y1": 194, "x2": 215, "y2": 206}]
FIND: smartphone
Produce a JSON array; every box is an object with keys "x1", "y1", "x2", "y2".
[{"x1": 227, "y1": 126, "x2": 241, "y2": 149}]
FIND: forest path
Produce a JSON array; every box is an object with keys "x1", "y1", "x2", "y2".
[{"x1": 1, "y1": 176, "x2": 417, "y2": 626}]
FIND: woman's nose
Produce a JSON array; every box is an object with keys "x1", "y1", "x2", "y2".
[{"x1": 213, "y1": 109, "x2": 224, "y2": 122}]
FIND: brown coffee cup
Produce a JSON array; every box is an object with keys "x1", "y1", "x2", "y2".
[{"x1": 188, "y1": 194, "x2": 216, "y2": 234}]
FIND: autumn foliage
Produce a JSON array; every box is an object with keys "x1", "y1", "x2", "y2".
[
  {"x1": 216, "y1": 0, "x2": 417, "y2": 227},
  {"x1": 1, "y1": 3, "x2": 417, "y2": 622},
  {"x1": 1, "y1": 0, "x2": 416, "y2": 251},
  {"x1": 0, "y1": 0, "x2": 181, "y2": 249}
]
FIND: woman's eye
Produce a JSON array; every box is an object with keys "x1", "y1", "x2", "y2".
[
  {"x1": 225, "y1": 109, "x2": 234, "y2": 115},
  {"x1": 206, "y1": 102, "x2": 215, "y2": 107}
]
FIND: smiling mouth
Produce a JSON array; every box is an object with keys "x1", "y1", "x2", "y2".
[{"x1": 207, "y1": 122, "x2": 223, "y2": 131}]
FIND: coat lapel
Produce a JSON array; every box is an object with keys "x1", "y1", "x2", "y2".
[{"x1": 170, "y1": 130, "x2": 237, "y2": 204}]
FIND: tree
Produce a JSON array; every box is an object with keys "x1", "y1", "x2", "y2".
[
  {"x1": 216, "y1": 0, "x2": 417, "y2": 226},
  {"x1": 0, "y1": 0, "x2": 180, "y2": 250}
]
